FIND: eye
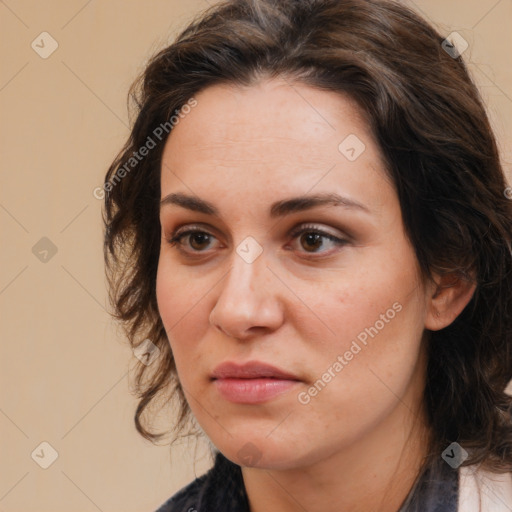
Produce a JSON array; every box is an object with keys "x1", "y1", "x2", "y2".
[
  {"x1": 166, "y1": 226, "x2": 219, "y2": 254},
  {"x1": 288, "y1": 224, "x2": 348, "y2": 255},
  {"x1": 166, "y1": 223, "x2": 348, "y2": 257}
]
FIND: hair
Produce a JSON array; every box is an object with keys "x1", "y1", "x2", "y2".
[{"x1": 103, "y1": 0, "x2": 512, "y2": 479}]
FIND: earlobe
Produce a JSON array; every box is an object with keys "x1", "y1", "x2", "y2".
[{"x1": 424, "y1": 271, "x2": 477, "y2": 331}]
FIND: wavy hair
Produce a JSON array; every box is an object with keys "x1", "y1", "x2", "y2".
[{"x1": 103, "y1": 0, "x2": 512, "y2": 475}]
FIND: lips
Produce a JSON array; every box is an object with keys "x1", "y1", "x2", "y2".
[
  {"x1": 211, "y1": 361, "x2": 300, "y2": 381},
  {"x1": 211, "y1": 361, "x2": 301, "y2": 404}
]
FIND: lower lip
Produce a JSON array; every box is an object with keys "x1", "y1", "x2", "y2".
[{"x1": 213, "y1": 378, "x2": 299, "y2": 404}]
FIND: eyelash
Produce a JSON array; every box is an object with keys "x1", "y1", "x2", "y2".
[{"x1": 165, "y1": 223, "x2": 348, "y2": 257}]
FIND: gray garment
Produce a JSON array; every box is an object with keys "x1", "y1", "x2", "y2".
[
  {"x1": 397, "y1": 456, "x2": 459, "y2": 512},
  {"x1": 155, "y1": 451, "x2": 458, "y2": 512}
]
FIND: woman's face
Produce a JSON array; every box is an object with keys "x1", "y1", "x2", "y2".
[{"x1": 156, "y1": 78, "x2": 433, "y2": 469}]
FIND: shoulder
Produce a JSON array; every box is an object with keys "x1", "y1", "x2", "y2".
[{"x1": 459, "y1": 464, "x2": 512, "y2": 512}]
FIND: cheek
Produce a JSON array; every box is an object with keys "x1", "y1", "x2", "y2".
[
  {"x1": 312, "y1": 276, "x2": 425, "y2": 405},
  {"x1": 155, "y1": 259, "x2": 207, "y2": 372},
  {"x1": 302, "y1": 249, "x2": 426, "y2": 384},
  {"x1": 290, "y1": 290, "x2": 425, "y2": 447},
  {"x1": 156, "y1": 255, "x2": 207, "y2": 325},
  {"x1": 299, "y1": 262, "x2": 419, "y2": 351},
  {"x1": 156, "y1": 260, "x2": 179, "y2": 328}
]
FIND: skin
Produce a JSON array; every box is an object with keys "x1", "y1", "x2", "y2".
[{"x1": 156, "y1": 78, "x2": 476, "y2": 512}]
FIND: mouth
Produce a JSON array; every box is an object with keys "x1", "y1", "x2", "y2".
[{"x1": 211, "y1": 361, "x2": 301, "y2": 404}]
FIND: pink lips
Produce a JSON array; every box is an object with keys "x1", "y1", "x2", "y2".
[{"x1": 211, "y1": 361, "x2": 301, "y2": 404}]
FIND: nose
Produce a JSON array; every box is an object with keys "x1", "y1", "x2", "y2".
[{"x1": 209, "y1": 248, "x2": 284, "y2": 340}]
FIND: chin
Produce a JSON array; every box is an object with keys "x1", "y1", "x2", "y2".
[{"x1": 212, "y1": 435, "x2": 308, "y2": 470}]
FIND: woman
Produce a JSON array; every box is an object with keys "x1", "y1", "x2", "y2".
[{"x1": 102, "y1": 0, "x2": 512, "y2": 510}]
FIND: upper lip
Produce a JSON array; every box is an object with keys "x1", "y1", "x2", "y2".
[{"x1": 211, "y1": 361, "x2": 300, "y2": 380}]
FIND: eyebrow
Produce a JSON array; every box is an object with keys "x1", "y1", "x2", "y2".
[{"x1": 160, "y1": 192, "x2": 372, "y2": 218}]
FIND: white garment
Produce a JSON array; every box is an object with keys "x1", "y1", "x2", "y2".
[{"x1": 459, "y1": 465, "x2": 512, "y2": 511}]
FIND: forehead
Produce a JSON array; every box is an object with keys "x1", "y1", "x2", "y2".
[
  {"x1": 160, "y1": 78, "x2": 392, "y2": 215},
  {"x1": 163, "y1": 78, "x2": 370, "y2": 162}
]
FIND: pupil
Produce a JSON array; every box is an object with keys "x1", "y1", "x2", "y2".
[
  {"x1": 191, "y1": 233, "x2": 209, "y2": 249},
  {"x1": 304, "y1": 233, "x2": 321, "y2": 251}
]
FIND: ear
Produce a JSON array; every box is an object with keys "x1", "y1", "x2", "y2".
[{"x1": 424, "y1": 271, "x2": 477, "y2": 331}]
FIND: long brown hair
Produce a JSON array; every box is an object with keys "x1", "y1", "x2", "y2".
[{"x1": 103, "y1": 0, "x2": 512, "y2": 475}]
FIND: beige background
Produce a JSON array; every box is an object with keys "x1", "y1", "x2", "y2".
[{"x1": 1, "y1": 1, "x2": 511, "y2": 511}]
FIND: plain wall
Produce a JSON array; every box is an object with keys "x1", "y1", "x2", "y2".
[{"x1": 1, "y1": 1, "x2": 511, "y2": 511}]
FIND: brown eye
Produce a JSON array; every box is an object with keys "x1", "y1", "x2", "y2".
[
  {"x1": 187, "y1": 232, "x2": 213, "y2": 251},
  {"x1": 300, "y1": 232, "x2": 325, "y2": 252},
  {"x1": 289, "y1": 225, "x2": 348, "y2": 256},
  {"x1": 167, "y1": 229, "x2": 217, "y2": 253}
]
